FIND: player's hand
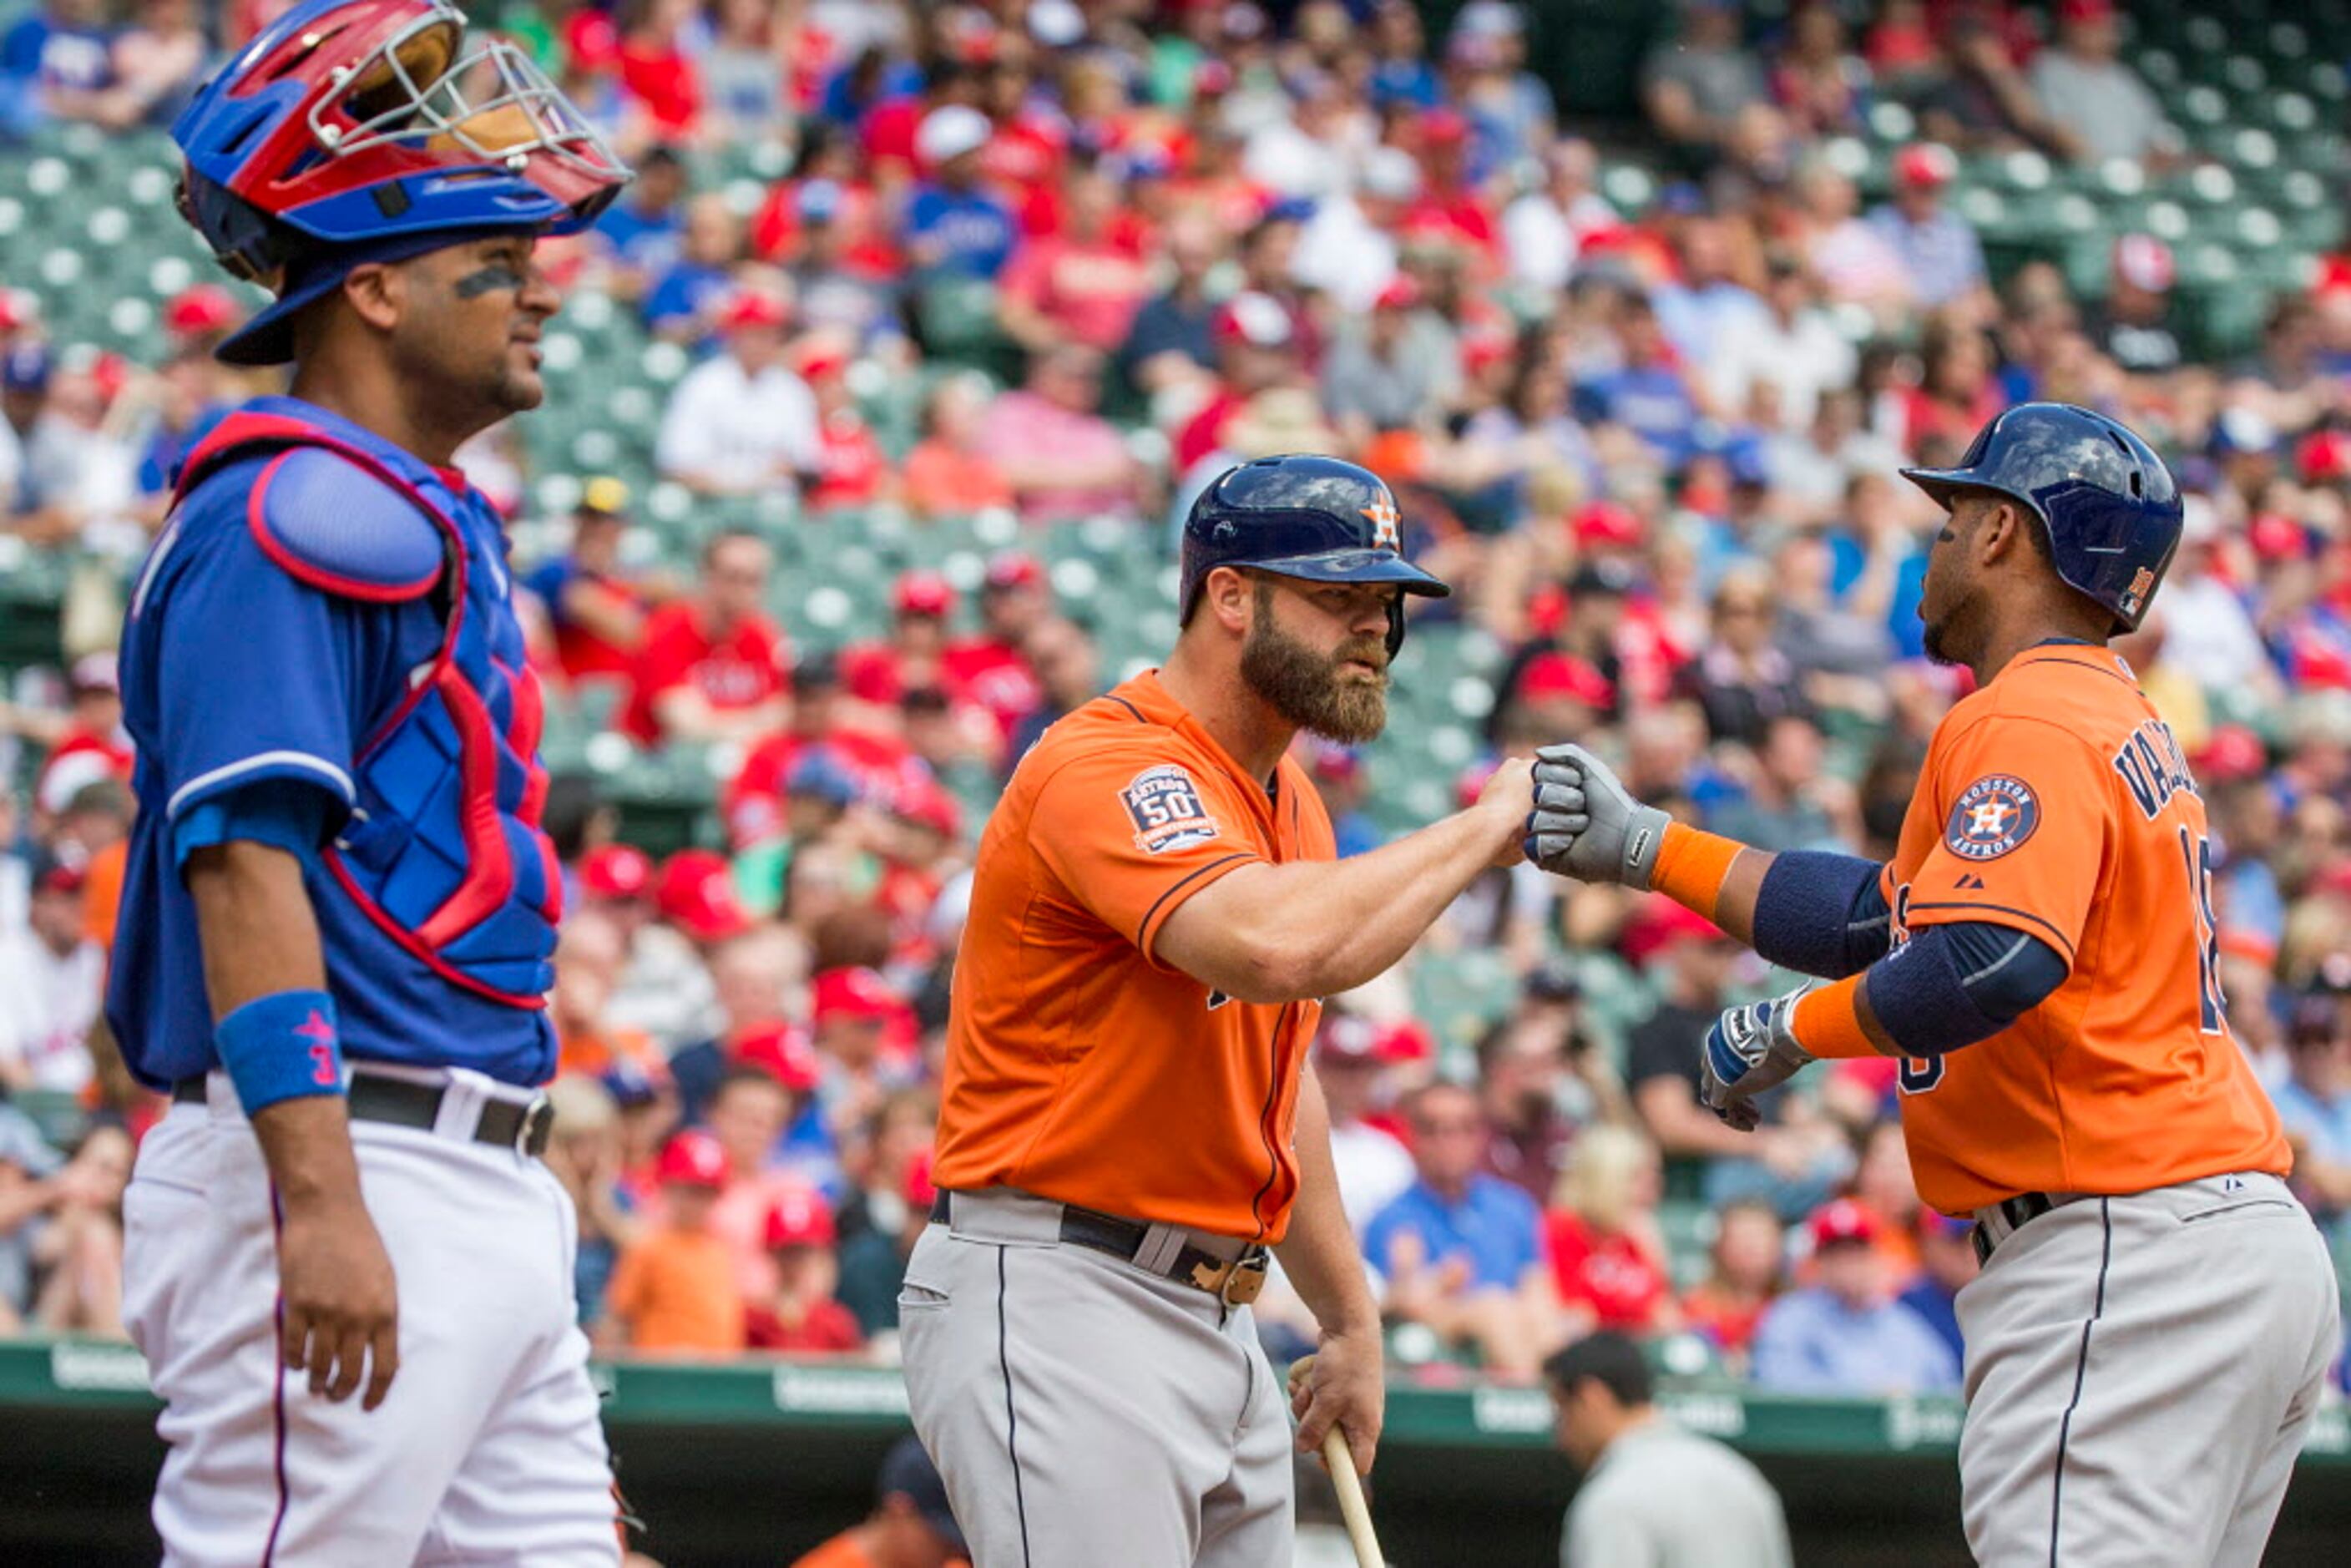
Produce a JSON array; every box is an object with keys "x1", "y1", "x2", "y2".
[
  {"x1": 1524, "y1": 743, "x2": 1671, "y2": 888},
  {"x1": 276, "y1": 1196, "x2": 401, "y2": 1410},
  {"x1": 1289, "y1": 1330, "x2": 1385, "y2": 1477},
  {"x1": 1474, "y1": 756, "x2": 1536, "y2": 867},
  {"x1": 1698, "y1": 985, "x2": 1819, "y2": 1130}
]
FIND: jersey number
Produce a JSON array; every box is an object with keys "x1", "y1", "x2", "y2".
[{"x1": 2179, "y1": 827, "x2": 2226, "y2": 1034}]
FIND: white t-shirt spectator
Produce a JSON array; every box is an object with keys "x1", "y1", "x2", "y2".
[
  {"x1": 2029, "y1": 49, "x2": 2175, "y2": 165},
  {"x1": 1707, "y1": 307, "x2": 1858, "y2": 425},
  {"x1": 655, "y1": 354, "x2": 822, "y2": 497},
  {"x1": 2160, "y1": 570, "x2": 2272, "y2": 696},
  {"x1": 0, "y1": 926, "x2": 101, "y2": 1095},
  {"x1": 1502, "y1": 188, "x2": 1617, "y2": 295},
  {"x1": 1329, "y1": 1119, "x2": 1417, "y2": 1240},
  {"x1": 1292, "y1": 195, "x2": 1399, "y2": 315}
]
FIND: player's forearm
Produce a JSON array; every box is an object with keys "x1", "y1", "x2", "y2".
[
  {"x1": 188, "y1": 840, "x2": 361, "y2": 1213},
  {"x1": 1274, "y1": 1068, "x2": 1380, "y2": 1338},
  {"x1": 1161, "y1": 803, "x2": 1513, "y2": 1002}
]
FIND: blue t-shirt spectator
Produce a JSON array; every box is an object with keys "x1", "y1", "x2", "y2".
[
  {"x1": 1895, "y1": 1277, "x2": 1965, "y2": 1366},
  {"x1": 902, "y1": 185, "x2": 1019, "y2": 281},
  {"x1": 0, "y1": 3, "x2": 112, "y2": 135},
  {"x1": 1362, "y1": 1172, "x2": 1544, "y2": 1291},
  {"x1": 641, "y1": 260, "x2": 731, "y2": 336},
  {"x1": 1752, "y1": 1287, "x2": 1960, "y2": 1395},
  {"x1": 595, "y1": 200, "x2": 685, "y2": 276},
  {"x1": 1576, "y1": 365, "x2": 1700, "y2": 464}
]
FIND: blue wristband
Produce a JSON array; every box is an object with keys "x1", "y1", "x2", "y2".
[{"x1": 215, "y1": 989, "x2": 346, "y2": 1114}]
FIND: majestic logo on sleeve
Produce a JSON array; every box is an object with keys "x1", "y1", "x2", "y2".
[
  {"x1": 1121, "y1": 764, "x2": 1221, "y2": 854},
  {"x1": 1944, "y1": 775, "x2": 2040, "y2": 861}
]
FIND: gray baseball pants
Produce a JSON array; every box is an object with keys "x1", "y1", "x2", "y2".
[
  {"x1": 1956, "y1": 1171, "x2": 2340, "y2": 1566},
  {"x1": 898, "y1": 1188, "x2": 1295, "y2": 1567}
]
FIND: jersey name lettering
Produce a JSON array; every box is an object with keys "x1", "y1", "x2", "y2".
[{"x1": 2112, "y1": 718, "x2": 2198, "y2": 821}]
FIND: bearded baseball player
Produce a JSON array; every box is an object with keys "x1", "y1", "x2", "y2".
[
  {"x1": 1528, "y1": 403, "x2": 2339, "y2": 1565},
  {"x1": 107, "y1": 3, "x2": 630, "y2": 1560},
  {"x1": 908, "y1": 454, "x2": 1535, "y2": 1565}
]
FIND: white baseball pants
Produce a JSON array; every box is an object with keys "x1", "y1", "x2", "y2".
[
  {"x1": 899, "y1": 1189, "x2": 1296, "y2": 1567},
  {"x1": 123, "y1": 1076, "x2": 621, "y2": 1567},
  {"x1": 1956, "y1": 1171, "x2": 2339, "y2": 1567}
]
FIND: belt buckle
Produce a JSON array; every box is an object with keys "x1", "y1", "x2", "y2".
[
  {"x1": 1216, "y1": 1249, "x2": 1269, "y2": 1308},
  {"x1": 514, "y1": 1095, "x2": 554, "y2": 1157}
]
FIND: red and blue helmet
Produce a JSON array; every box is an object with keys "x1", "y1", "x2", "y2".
[{"x1": 172, "y1": 0, "x2": 629, "y2": 362}]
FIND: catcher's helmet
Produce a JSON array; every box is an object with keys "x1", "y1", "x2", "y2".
[
  {"x1": 173, "y1": 0, "x2": 629, "y2": 363},
  {"x1": 1180, "y1": 454, "x2": 1450, "y2": 655},
  {"x1": 1901, "y1": 402, "x2": 2182, "y2": 633}
]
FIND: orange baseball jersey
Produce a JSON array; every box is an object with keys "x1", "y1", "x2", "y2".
[
  {"x1": 1880, "y1": 642, "x2": 2289, "y2": 1215},
  {"x1": 932, "y1": 671, "x2": 1331, "y2": 1242}
]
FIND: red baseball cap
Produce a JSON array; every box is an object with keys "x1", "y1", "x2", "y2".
[
  {"x1": 812, "y1": 965, "x2": 900, "y2": 1027},
  {"x1": 2192, "y1": 725, "x2": 2267, "y2": 784},
  {"x1": 1893, "y1": 142, "x2": 1957, "y2": 190},
  {"x1": 1619, "y1": 896, "x2": 1729, "y2": 966},
  {"x1": 894, "y1": 569, "x2": 957, "y2": 618},
  {"x1": 1373, "y1": 275, "x2": 1423, "y2": 312},
  {"x1": 1419, "y1": 107, "x2": 1470, "y2": 147},
  {"x1": 2112, "y1": 234, "x2": 2175, "y2": 294},
  {"x1": 1317, "y1": 1013, "x2": 1383, "y2": 1063},
  {"x1": 656, "y1": 1129, "x2": 731, "y2": 1189},
  {"x1": 164, "y1": 284, "x2": 241, "y2": 337},
  {"x1": 719, "y1": 289, "x2": 791, "y2": 334},
  {"x1": 1519, "y1": 651, "x2": 1615, "y2": 711},
  {"x1": 1809, "y1": 1198, "x2": 1882, "y2": 1250},
  {"x1": 763, "y1": 1188, "x2": 838, "y2": 1250},
  {"x1": 734, "y1": 1020, "x2": 822, "y2": 1093},
  {"x1": 582, "y1": 844, "x2": 653, "y2": 901},
  {"x1": 1212, "y1": 291, "x2": 1295, "y2": 349},
  {"x1": 655, "y1": 850, "x2": 752, "y2": 943},
  {"x1": 984, "y1": 550, "x2": 1045, "y2": 591},
  {"x1": 2298, "y1": 429, "x2": 2351, "y2": 485},
  {"x1": 894, "y1": 779, "x2": 963, "y2": 840},
  {"x1": 796, "y1": 341, "x2": 850, "y2": 382},
  {"x1": 1376, "y1": 1019, "x2": 1436, "y2": 1064},
  {"x1": 1574, "y1": 500, "x2": 1645, "y2": 549},
  {"x1": 2057, "y1": 0, "x2": 2114, "y2": 23}
]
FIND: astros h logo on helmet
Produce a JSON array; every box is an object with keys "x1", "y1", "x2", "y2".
[{"x1": 1360, "y1": 493, "x2": 1401, "y2": 552}]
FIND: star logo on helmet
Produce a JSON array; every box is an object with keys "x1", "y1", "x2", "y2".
[{"x1": 1361, "y1": 494, "x2": 1401, "y2": 551}]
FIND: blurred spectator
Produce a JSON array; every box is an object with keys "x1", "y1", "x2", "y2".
[
  {"x1": 643, "y1": 193, "x2": 746, "y2": 341},
  {"x1": 1114, "y1": 211, "x2": 1223, "y2": 407},
  {"x1": 842, "y1": 570, "x2": 957, "y2": 711},
  {"x1": 832, "y1": 1089, "x2": 938, "y2": 1337},
  {"x1": 1545, "y1": 1127, "x2": 1677, "y2": 1337},
  {"x1": 2275, "y1": 995, "x2": 2351, "y2": 1239},
  {"x1": 591, "y1": 144, "x2": 690, "y2": 295},
  {"x1": 540, "y1": 1074, "x2": 641, "y2": 1331},
  {"x1": 745, "y1": 1189, "x2": 862, "y2": 1353},
  {"x1": 1900, "y1": 311, "x2": 2004, "y2": 458},
  {"x1": 1680, "y1": 567, "x2": 1807, "y2": 746},
  {"x1": 1767, "y1": 1, "x2": 1866, "y2": 139},
  {"x1": 791, "y1": 1435, "x2": 967, "y2": 1568},
  {"x1": 1914, "y1": 13, "x2": 2067, "y2": 157},
  {"x1": 2087, "y1": 235, "x2": 2183, "y2": 381},
  {"x1": 1314, "y1": 1015, "x2": 1416, "y2": 1235},
  {"x1": 1363, "y1": 1080, "x2": 1555, "y2": 1378},
  {"x1": 1864, "y1": 146, "x2": 1988, "y2": 316},
  {"x1": 1475, "y1": 972, "x2": 1622, "y2": 1200},
  {"x1": 2027, "y1": 0, "x2": 2177, "y2": 167},
  {"x1": 14, "y1": 651, "x2": 132, "y2": 817},
  {"x1": 550, "y1": 910, "x2": 666, "y2": 1081},
  {"x1": 25, "y1": 1120, "x2": 127, "y2": 1338},
  {"x1": 1706, "y1": 713, "x2": 1849, "y2": 852},
  {"x1": 1175, "y1": 288, "x2": 1307, "y2": 476},
  {"x1": 1503, "y1": 139, "x2": 1615, "y2": 296},
  {"x1": 1707, "y1": 251, "x2": 1856, "y2": 427},
  {"x1": 1898, "y1": 1212, "x2": 1978, "y2": 1367},
  {"x1": 655, "y1": 290, "x2": 821, "y2": 496},
  {"x1": 902, "y1": 372, "x2": 1015, "y2": 521},
  {"x1": 0, "y1": 852, "x2": 100, "y2": 1095},
  {"x1": 104, "y1": 0, "x2": 204, "y2": 129},
  {"x1": 1641, "y1": 1, "x2": 1767, "y2": 167},
  {"x1": 528, "y1": 478, "x2": 657, "y2": 687},
  {"x1": 705, "y1": 1061, "x2": 825, "y2": 1302},
  {"x1": 1292, "y1": 144, "x2": 1415, "y2": 315},
  {"x1": 0, "y1": 1105, "x2": 63, "y2": 1333},
  {"x1": 784, "y1": 179, "x2": 908, "y2": 358},
  {"x1": 1750, "y1": 1200, "x2": 1959, "y2": 1394},
  {"x1": 0, "y1": 0, "x2": 115, "y2": 136},
  {"x1": 1002, "y1": 616, "x2": 1100, "y2": 762},
  {"x1": 604, "y1": 849, "x2": 736, "y2": 1050},
  {"x1": 1322, "y1": 276, "x2": 1459, "y2": 451},
  {"x1": 1574, "y1": 293, "x2": 1701, "y2": 464},
  {"x1": 1795, "y1": 159, "x2": 1910, "y2": 317},
  {"x1": 1679, "y1": 1197, "x2": 1786, "y2": 1368},
  {"x1": 999, "y1": 159, "x2": 1153, "y2": 356},
  {"x1": 603, "y1": 1130, "x2": 746, "y2": 1355},
  {"x1": 1546, "y1": 1331, "x2": 1793, "y2": 1568},
  {"x1": 620, "y1": 530, "x2": 791, "y2": 747},
  {"x1": 1622, "y1": 898, "x2": 1847, "y2": 1220},
  {"x1": 975, "y1": 345, "x2": 1144, "y2": 524},
  {"x1": 902, "y1": 104, "x2": 1017, "y2": 281},
  {"x1": 798, "y1": 342, "x2": 897, "y2": 513}
]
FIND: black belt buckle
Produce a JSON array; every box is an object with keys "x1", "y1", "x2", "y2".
[{"x1": 513, "y1": 1095, "x2": 554, "y2": 1158}]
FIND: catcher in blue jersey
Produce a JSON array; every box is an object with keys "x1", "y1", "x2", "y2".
[{"x1": 106, "y1": 3, "x2": 634, "y2": 1561}]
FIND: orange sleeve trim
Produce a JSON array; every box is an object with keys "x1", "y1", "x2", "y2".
[
  {"x1": 1792, "y1": 975, "x2": 1883, "y2": 1060},
  {"x1": 1651, "y1": 822, "x2": 1742, "y2": 922}
]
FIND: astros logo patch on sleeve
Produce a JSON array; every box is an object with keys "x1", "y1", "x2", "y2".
[
  {"x1": 1122, "y1": 764, "x2": 1221, "y2": 854},
  {"x1": 1945, "y1": 775, "x2": 2040, "y2": 861}
]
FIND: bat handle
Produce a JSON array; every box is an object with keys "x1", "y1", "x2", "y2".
[{"x1": 1321, "y1": 1425, "x2": 1383, "y2": 1568}]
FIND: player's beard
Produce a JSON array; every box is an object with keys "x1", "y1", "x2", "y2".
[{"x1": 1241, "y1": 592, "x2": 1390, "y2": 745}]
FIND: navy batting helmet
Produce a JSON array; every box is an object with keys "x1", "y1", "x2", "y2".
[
  {"x1": 1900, "y1": 402, "x2": 2182, "y2": 633},
  {"x1": 1180, "y1": 454, "x2": 1450, "y2": 655}
]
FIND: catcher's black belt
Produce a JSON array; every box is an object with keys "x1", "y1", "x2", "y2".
[
  {"x1": 174, "y1": 1071, "x2": 554, "y2": 1158},
  {"x1": 931, "y1": 1190, "x2": 1270, "y2": 1304}
]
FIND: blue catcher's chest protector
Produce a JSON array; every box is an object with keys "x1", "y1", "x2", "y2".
[{"x1": 173, "y1": 402, "x2": 563, "y2": 1006}]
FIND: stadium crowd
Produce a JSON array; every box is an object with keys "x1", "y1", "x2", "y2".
[{"x1": 3, "y1": 0, "x2": 2351, "y2": 1405}]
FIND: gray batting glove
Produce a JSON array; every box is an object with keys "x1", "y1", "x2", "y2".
[
  {"x1": 1523, "y1": 743, "x2": 1671, "y2": 888},
  {"x1": 1697, "y1": 984, "x2": 1819, "y2": 1132}
]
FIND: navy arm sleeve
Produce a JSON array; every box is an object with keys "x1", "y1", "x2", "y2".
[
  {"x1": 1863, "y1": 920, "x2": 2070, "y2": 1058},
  {"x1": 1751, "y1": 850, "x2": 1894, "y2": 979}
]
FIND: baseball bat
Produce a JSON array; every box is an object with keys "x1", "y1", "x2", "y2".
[{"x1": 1289, "y1": 1355, "x2": 1384, "y2": 1568}]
